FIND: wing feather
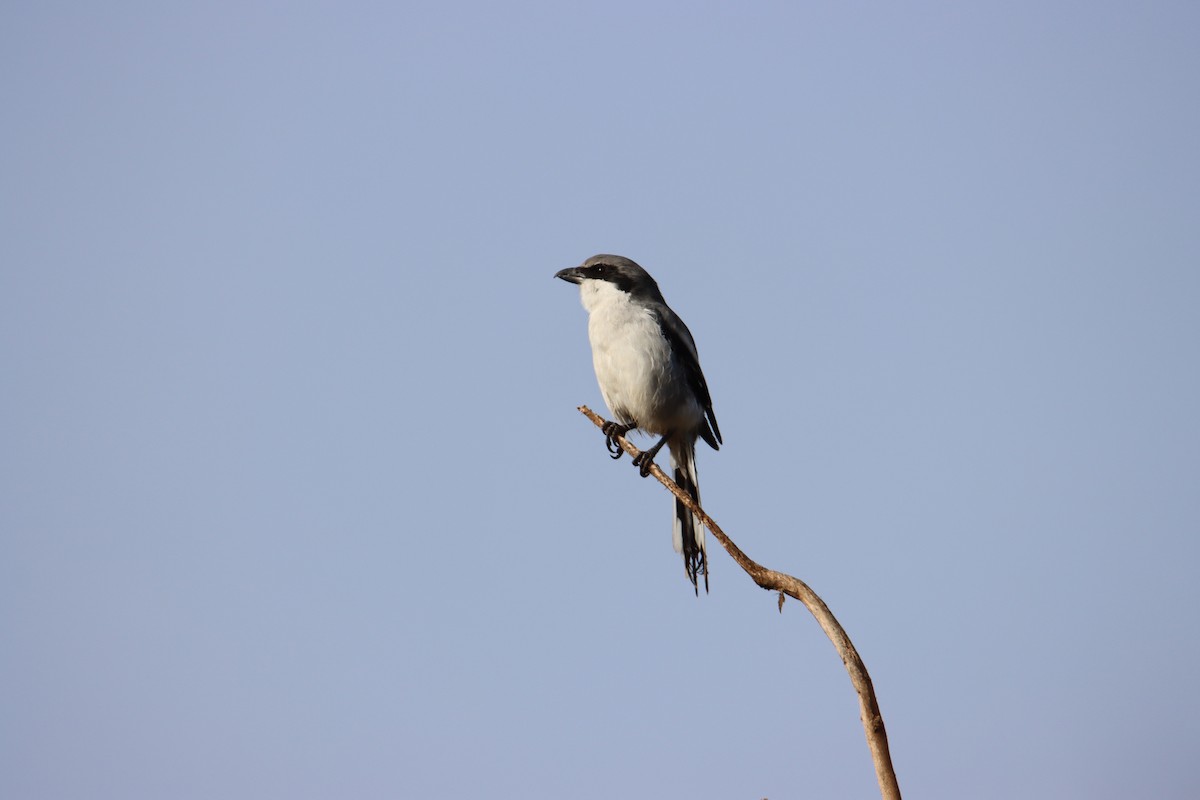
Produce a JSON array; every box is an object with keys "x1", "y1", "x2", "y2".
[{"x1": 653, "y1": 305, "x2": 722, "y2": 450}]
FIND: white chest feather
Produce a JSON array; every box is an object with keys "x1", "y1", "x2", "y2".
[{"x1": 579, "y1": 281, "x2": 702, "y2": 435}]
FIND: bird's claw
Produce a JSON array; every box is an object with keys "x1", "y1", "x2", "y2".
[
  {"x1": 602, "y1": 421, "x2": 633, "y2": 460},
  {"x1": 631, "y1": 451, "x2": 655, "y2": 477}
]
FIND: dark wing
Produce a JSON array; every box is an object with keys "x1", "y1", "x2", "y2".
[{"x1": 654, "y1": 304, "x2": 723, "y2": 450}]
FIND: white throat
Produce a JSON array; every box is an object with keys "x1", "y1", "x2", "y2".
[{"x1": 579, "y1": 279, "x2": 628, "y2": 314}]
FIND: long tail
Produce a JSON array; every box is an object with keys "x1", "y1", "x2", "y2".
[{"x1": 669, "y1": 436, "x2": 708, "y2": 594}]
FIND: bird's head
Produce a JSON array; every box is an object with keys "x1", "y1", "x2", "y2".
[{"x1": 554, "y1": 255, "x2": 662, "y2": 307}]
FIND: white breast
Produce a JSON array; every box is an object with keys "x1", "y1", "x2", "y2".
[{"x1": 579, "y1": 281, "x2": 703, "y2": 436}]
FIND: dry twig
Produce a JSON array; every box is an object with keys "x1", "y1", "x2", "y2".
[{"x1": 577, "y1": 405, "x2": 901, "y2": 800}]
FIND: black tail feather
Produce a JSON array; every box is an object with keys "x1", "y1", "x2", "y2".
[{"x1": 674, "y1": 463, "x2": 708, "y2": 595}]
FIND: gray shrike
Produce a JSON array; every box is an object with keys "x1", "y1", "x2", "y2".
[{"x1": 555, "y1": 254, "x2": 722, "y2": 593}]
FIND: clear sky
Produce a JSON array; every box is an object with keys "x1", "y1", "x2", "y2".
[{"x1": 3, "y1": 2, "x2": 1198, "y2": 798}]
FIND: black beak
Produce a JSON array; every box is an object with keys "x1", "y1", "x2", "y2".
[{"x1": 554, "y1": 266, "x2": 584, "y2": 284}]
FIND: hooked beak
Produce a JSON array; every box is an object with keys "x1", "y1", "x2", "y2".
[{"x1": 554, "y1": 266, "x2": 584, "y2": 284}]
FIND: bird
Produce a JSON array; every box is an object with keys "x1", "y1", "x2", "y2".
[{"x1": 555, "y1": 254, "x2": 722, "y2": 593}]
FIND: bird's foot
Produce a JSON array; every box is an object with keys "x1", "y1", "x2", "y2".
[
  {"x1": 631, "y1": 434, "x2": 670, "y2": 478},
  {"x1": 631, "y1": 450, "x2": 657, "y2": 477},
  {"x1": 602, "y1": 421, "x2": 634, "y2": 460}
]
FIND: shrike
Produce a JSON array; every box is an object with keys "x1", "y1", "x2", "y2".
[{"x1": 555, "y1": 254, "x2": 722, "y2": 593}]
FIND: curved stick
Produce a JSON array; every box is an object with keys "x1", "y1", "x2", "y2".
[{"x1": 578, "y1": 405, "x2": 901, "y2": 800}]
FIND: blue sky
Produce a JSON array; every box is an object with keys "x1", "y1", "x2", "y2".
[{"x1": 3, "y1": 2, "x2": 1198, "y2": 798}]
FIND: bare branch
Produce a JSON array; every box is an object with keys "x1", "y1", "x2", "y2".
[{"x1": 577, "y1": 405, "x2": 902, "y2": 800}]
